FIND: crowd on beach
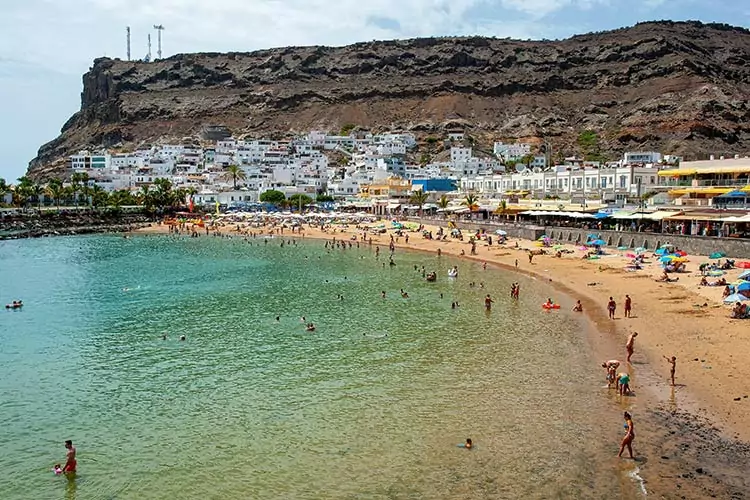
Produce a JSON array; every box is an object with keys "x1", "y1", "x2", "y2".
[{"x1": 37, "y1": 212, "x2": 750, "y2": 479}]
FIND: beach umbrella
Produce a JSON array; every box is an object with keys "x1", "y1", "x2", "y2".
[
  {"x1": 724, "y1": 293, "x2": 749, "y2": 303},
  {"x1": 617, "y1": 246, "x2": 628, "y2": 251},
  {"x1": 635, "y1": 247, "x2": 646, "y2": 254},
  {"x1": 738, "y1": 270, "x2": 750, "y2": 280},
  {"x1": 625, "y1": 252, "x2": 637, "y2": 258},
  {"x1": 660, "y1": 256, "x2": 676, "y2": 263},
  {"x1": 495, "y1": 229, "x2": 507, "y2": 235},
  {"x1": 710, "y1": 252, "x2": 726, "y2": 259},
  {"x1": 589, "y1": 239, "x2": 607, "y2": 247},
  {"x1": 655, "y1": 248, "x2": 668, "y2": 256},
  {"x1": 675, "y1": 250, "x2": 688, "y2": 257},
  {"x1": 738, "y1": 283, "x2": 750, "y2": 293}
]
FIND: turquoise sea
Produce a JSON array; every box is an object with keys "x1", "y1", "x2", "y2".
[{"x1": 1, "y1": 234, "x2": 632, "y2": 499}]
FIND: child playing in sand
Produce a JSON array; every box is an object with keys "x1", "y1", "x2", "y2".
[
  {"x1": 664, "y1": 355, "x2": 676, "y2": 386},
  {"x1": 573, "y1": 300, "x2": 583, "y2": 312}
]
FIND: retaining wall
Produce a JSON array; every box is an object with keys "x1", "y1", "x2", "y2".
[{"x1": 544, "y1": 228, "x2": 750, "y2": 258}]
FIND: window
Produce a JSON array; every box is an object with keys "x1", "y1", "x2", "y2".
[{"x1": 619, "y1": 175, "x2": 627, "y2": 188}]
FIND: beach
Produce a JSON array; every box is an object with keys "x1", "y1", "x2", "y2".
[{"x1": 136, "y1": 216, "x2": 750, "y2": 497}]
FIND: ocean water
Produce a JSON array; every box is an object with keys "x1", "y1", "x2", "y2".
[{"x1": 0, "y1": 234, "x2": 633, "y2": 499}]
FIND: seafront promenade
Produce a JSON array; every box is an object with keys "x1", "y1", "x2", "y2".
[{"x1": 406, "y1": 216, "x2": 750, "y2": 258}]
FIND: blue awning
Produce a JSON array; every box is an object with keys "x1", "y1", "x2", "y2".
[{"x1": 717, "y1": 190, "x2": 749, "y2": 198}]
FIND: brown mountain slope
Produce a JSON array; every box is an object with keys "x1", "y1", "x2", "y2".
[{"x1": 28, "y1": 20, "x2": 750, "y2": 178}]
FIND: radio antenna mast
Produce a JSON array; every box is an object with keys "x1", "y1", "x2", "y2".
[
  {"x1": 146, "y1": 33, "x2": 152, "y2": 62},
  {"x1": 153, "y1": 25, "x2": 165, "y2": 60},
  {"x1": 126, "y1": 26, "x2": 131, "y2": 61}
]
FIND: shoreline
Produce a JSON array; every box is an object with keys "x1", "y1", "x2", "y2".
[{"x1": 137, "y1": 220, "x2": 750, "y2": 496}]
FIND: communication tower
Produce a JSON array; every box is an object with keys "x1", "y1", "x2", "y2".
[
  {"x1": 145, "y1": 33, "x2": 152, "y2": 62},
  {"x1": 126, "y1": 26, "x2": 131, "y2": 61},
  {"x1": 153, "y1": 25, "x2": 165, "y2": 60}
]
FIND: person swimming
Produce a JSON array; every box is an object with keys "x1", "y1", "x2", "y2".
[{"x1": 464, "y1": 438, "x2": 473, "y2": 449}]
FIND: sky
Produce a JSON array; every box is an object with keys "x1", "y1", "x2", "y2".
[{"x1": 0, "y1": 0, "x2": 748, "y2": 183}]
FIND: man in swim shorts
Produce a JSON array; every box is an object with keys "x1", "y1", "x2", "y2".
[
  {"x1": 484, "y1": 294, "x2": 494, "y2": 310},
  {"x1": 63, "y1": 440, "x2": 76, "y2": 473}
]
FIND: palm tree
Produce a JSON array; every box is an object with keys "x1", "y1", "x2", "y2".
[
  {"x1": 89, "y1": 184, "x2": 108, "y2": 209},
  {"x1": 152, "y1": 178, "x2": 173, "y2": 210},
  {"x1": 15, "y1": 176, "x2": 34, "y2": 210},
  {"x1": 70, "y1": 172, "x2": 89, "y2": 209},
  {"x1": 410, "y1": 190, "x2": 429, "y2": 218},
  {"x1": 30, "y1": 183, "x2": 44, "y2": 210},
  {"x1": 46, "y1": 178, "x2": 65, "y2": 209},
  {"x1": 222, "y1": 165, "x2": 246, "y2": 190},
  {"x1": 461, "y1": 193, "x2": 479, "y2": 212},
  {"x1": 437, "y1": 195, "x2": 450, "y2": 209},
  {"x1": 138, "y1": 185, "x2": 155, "y2": 211},
  {"x1": 495, "y1": 199, "x2": 508, "y2": 220},
  {"x1": 0, "y1": 178, "x2": 8, "y2": 205}
]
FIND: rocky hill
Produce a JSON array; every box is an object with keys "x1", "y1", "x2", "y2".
[{"x1": 28, "y1": 21, "x2": 750, "y2": 178}]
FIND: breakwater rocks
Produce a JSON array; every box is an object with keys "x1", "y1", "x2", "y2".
[{"x1": 0, "y1": 211, "x2": 155, "y2": 240}]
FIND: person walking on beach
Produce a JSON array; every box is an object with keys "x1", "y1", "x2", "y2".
[
  {"x1": 607, "y1": 297, "x2": 616, "y2": 319},
  {"x1": 63, "y1": 440, "x2": 76, "y2": 473},
  {"x1": 624, "y1": 294, "x2": 632, "y2": 318},
  {"x1": 484, "y1": 294, "x2": 494, "y2": 310},
  {"x1": 664, "y1": 355, "x2": 677, "y2": 386},
  {"x1": 618, "y1": 412, "x2": 635, "y2": 459},
  {"x1": 626, "y1": 332, "x2": 638, "y2": 362},
  {"x1": 602, "y1": 360, "x2": 620, "y2": 388}
]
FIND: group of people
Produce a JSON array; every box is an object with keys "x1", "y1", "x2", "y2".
[
  {"x1": 5, "y1": 299, "x2": 23, "y2": 309},
  {"x1": 606, "y1": 295, "x2": 633, "y2": 319}
]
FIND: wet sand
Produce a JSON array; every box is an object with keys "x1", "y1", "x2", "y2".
[{"x1": 135, "y1": 220, "x2": 750, "y2": 498}]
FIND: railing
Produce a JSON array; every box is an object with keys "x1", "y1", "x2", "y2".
[{"x1": 660, "y1": 179, "x2": 750, "y2": 188}]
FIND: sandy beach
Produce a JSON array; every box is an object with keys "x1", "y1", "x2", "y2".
[{"x1": 135, "y1": 218, "x2": 750, "y2": 496}]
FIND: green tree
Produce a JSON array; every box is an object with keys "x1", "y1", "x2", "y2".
[
  {"x1": 316, "y1": 194, "x2": 334, "y2": 203},
  {"x1": 437, "y1": 194, "x2": 450, "y2": 210},
  {"x1": 30, "y1": 183, "x2": 45, "y2": 210},
  {"x1": 419, "y1": 152, "x2": 431, "y2": 166},
  {"x1": 461, "y1": 193, "x2": 479, "y2": 212},
  {"x1": 288, "y1": 193, "x2": 313, "y2": 211},
  {"x1": 45, "y1": 178, "x2": 65, "y2": 208},
  {"x1": 0, "y1": 178, "x2": 8, "y2": 205},
  {"x1": 89, "y1": 184, "x2": 108, "y2": 209},
  {"x1": 70, "y1": 172, "x2": 90, "y2": 208},
  {"x1": 221, "y1": 165, "x2": 246, "y2": 190},
  {"x1": 340, "y1": 123, "x2": 356, "y2": 135},
  {"x1": 15, "y1": 176, "x2": 34, "y2": 210},
  {"x1": 519, "y1": 154, "x2": 535, "y2": 168},
  {"x1": 138, "y1": 185, "x2": 155, "y2": 211},
  {"x1": 577, "y1": 130, "x2": 606, "y2": 162},
  {"x1": 108, "y1": 190, "x2": 137, "y2": 210},
  {"x1": 259, "y1": 189, "x2": 286, "y2": 206},
  {"x1": 409, "y1": 190, "x2": 429, "y2": 217},
  {"x1": 152, "y1": 178, "x2": 173, "y2": 210}
]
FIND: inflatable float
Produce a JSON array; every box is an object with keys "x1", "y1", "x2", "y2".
[
  {"x1": 448, "y1": 269, "x2": 458, "y2": 278},
  {"x1": 542, "y1": 303, "x2": 561, "y2": 310},
  {"x1": 425, "y1": 272, "x2": 437, "y2": 282}
]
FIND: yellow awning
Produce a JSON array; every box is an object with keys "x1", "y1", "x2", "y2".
[
  {"x1": 668, "y1": 187, "x2": 733, "y2": 196},
  {"x1": 743, "y1": 185, "x2": 750, "y2": 192},
  {"x1": 658, "y1": 169, "x2": 698, "y2": 177},
  {"x1": 659, "y1": 166, "x2": 750, "y2": 176}
]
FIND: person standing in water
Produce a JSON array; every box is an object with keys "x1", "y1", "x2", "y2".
[
  {"x1": 484, "y1": 294, "x2": 494, "y2": 310},
  {"x1": 664, "y1": 355, "x2": 677, "y2": 386},
  {"x1": 63, "y1": 440, "x2": 76, "y2": 473},
  {"x1": 618, "y1": 412, "x2": 635, "y2": 459}
]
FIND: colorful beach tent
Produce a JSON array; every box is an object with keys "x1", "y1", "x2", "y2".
[{"x1": 710, "y1": 252, "x2": 727, "y2": 259}]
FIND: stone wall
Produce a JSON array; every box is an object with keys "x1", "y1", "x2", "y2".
[{"x1": 544, "y1": 227, "x2": 750, "y2": 258}]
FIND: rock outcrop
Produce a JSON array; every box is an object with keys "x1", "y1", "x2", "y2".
[{"x1": 28, "y1": 21, "x2": 750, "y2": 178}]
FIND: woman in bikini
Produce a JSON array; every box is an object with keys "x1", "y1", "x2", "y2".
[{"x1": 618, "y1": 412, "x2": 635, "y2": 458}]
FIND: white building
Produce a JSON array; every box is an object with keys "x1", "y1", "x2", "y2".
[
  {"x1": 622, "y1": 152, "x2": 663, "y2": 165},
  {"x1": 450, "y1": 147, "x2": 472, "y2": 163},
  {"x1": 494, "y1": 142, "x2": 532, "y2": 161}
]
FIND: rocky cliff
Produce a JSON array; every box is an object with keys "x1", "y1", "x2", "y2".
[{"x1": 28, "y1": 21, "x2": 750, "y2": 178}]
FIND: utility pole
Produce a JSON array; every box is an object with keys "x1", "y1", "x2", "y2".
[
  {"x1": 153, "y1": 25, "x2": 165, "y2": 60},
  {"x1": 146, "y1": 33, "x2": 152, "y2": 62},
  {"x1": 126, "y1": 26, "x2": 131, "y2": 61}
]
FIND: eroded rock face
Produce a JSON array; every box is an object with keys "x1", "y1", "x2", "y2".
[{"x1": 27, "y1": 21, "x2": 750, "y2": 177}]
